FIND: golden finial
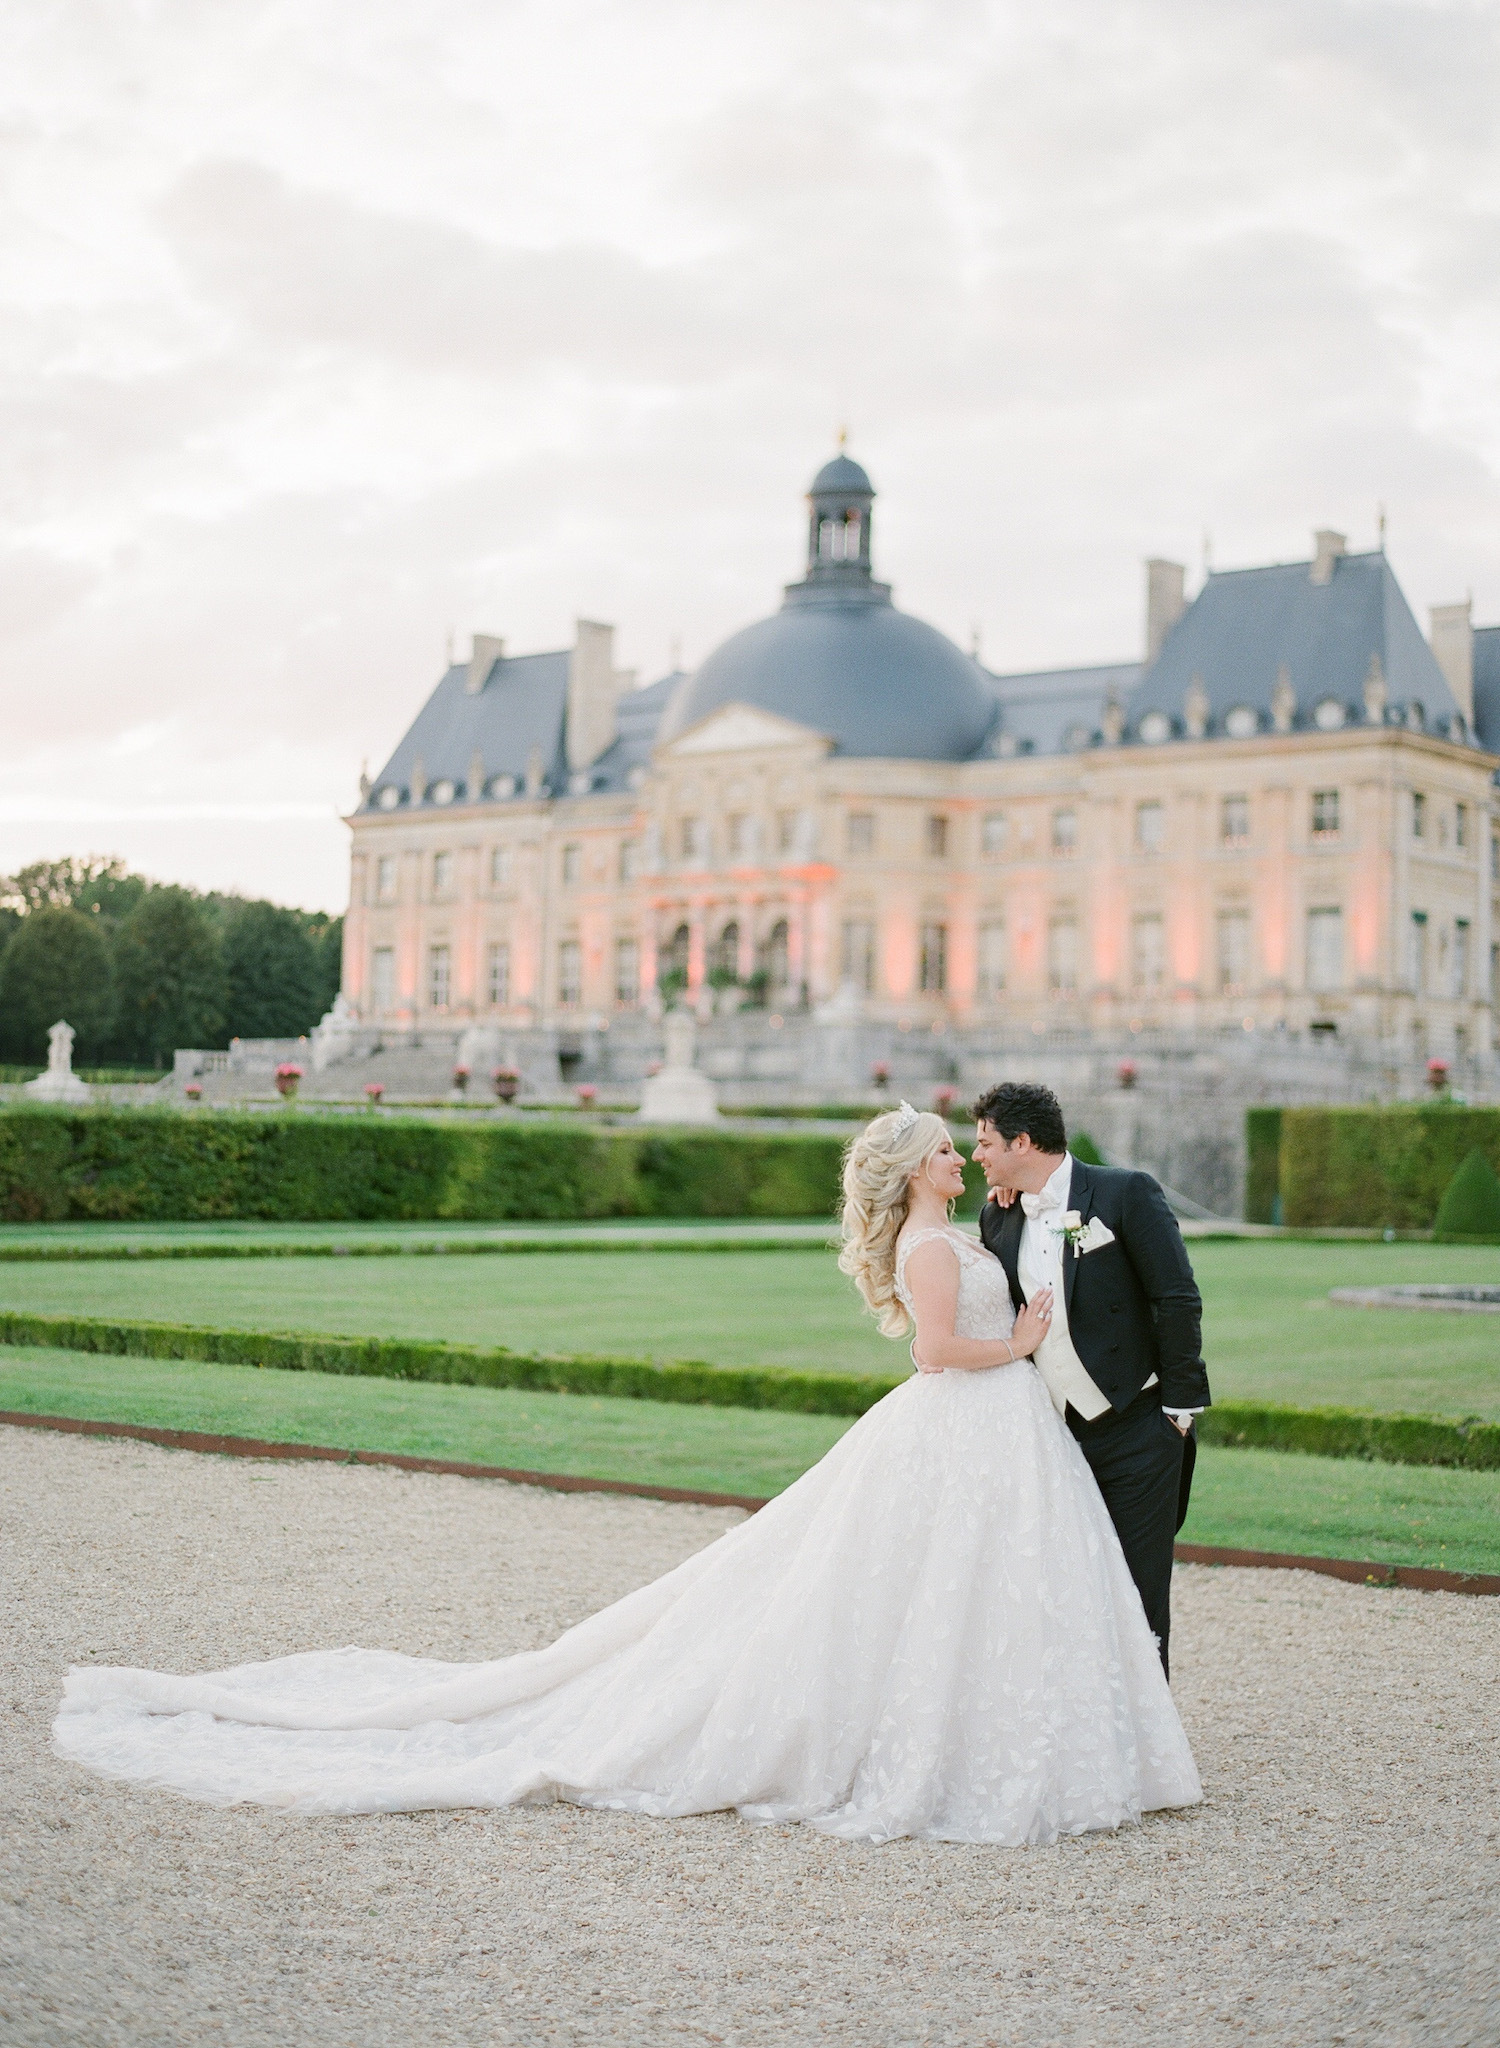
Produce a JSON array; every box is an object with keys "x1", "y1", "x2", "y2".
[{"x1": 838, "y1": 426, "x2": 848, "y2": 450}]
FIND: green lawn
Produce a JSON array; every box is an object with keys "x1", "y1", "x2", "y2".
[
  {"x1": 1, "y1": 1238, "x2": 1497, "y2": 1417},
  {"x1": 4, "y1": 1347, "x2": 1499, "y2": 1572},
  {"x1": 0, "y1": 1348, "x2": 846, "y2": 1498}
]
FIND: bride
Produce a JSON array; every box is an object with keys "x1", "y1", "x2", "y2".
[{"x1": 54, "y1": 1106, "x2": 1200, "y2": 1845}]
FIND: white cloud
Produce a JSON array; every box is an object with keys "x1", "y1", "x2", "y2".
[{"x1": 1, "y1": 0, "x2": 1497, "y2": 909}]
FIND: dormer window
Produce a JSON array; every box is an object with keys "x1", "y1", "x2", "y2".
[
  {"x1": 430, "y1": 778, "x2": 456, "y2": 805},
  {"x1": 1225, "y1": 706, "x2": 1257, "y2": 739},
  {"x1": 1139, "y1": 711, "x2": 1171, "y2": 745},
  {"x1": 375, "y1": 785, "x2": 401, "y2": 810},
  {"x1": 1313, "y1": 700, "x2": 1346, "y2": 731}
]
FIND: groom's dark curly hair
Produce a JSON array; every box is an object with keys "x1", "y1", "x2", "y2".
[{"x1": 970, "y1": 1081, "x2": 1067, "y2": 1153}]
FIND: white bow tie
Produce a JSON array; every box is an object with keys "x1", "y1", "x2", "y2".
[{"x1": 1020, "y1": 1189, "x2": 1062, "y2": 1219}]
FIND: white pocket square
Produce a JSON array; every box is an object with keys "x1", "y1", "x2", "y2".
[{"x1": 1076, "y1": 1218, "x2": 1115, "y2": 1255}]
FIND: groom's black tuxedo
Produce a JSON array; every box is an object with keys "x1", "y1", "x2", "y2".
[{"x1": 979, "y1": 1159, "x2": 1211, "y2": 1674}]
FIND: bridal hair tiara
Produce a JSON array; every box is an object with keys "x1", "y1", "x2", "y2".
[{"x1": 891, "y1": 1100, "x2": 920, "y2": 1138}]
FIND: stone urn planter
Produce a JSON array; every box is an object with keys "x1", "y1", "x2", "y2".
[
  {"x1": 274, "y1": 1062, "x2": 303, "y2": 1101},
  {"x1": 492, "y1": 1067, "x2": 520, "y2": 1103}
]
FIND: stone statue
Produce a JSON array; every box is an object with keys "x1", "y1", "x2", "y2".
[
  {"x1": 25, "y1": 1020, "x2": 91, "y2": 1103},
  {"x1": 638, "y1": 1006, "x2": 719, "y2": 1123}
]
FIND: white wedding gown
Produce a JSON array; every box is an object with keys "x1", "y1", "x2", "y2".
[{"x1": 54, "y1": 1226, "x2": 1201, "y2": 1844}]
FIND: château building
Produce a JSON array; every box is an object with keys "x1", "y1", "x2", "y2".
[{"x1": 343, "y1": 453, "x2": 1500, "y2": 1098}]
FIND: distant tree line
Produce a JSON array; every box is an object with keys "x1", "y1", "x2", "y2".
[{"x1": 0, "y1": 858, "x2": 343, "y2": 1069}]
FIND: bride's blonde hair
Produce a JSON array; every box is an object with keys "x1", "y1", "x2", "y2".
[{"x1": 837, "y1": 1105, "x2": 953, "y2": 1338}]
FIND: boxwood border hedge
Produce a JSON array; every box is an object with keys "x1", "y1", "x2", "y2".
[{"x1": 3, "y1": 1309, "x2": 1496, "y2": 1471}]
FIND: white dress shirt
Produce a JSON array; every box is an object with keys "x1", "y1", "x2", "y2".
[
  {"x1": 1016, "y1": 1156, "x2": 1199, "y2": 1426},
  {"x1": 1017, "y1": 1156, "x2": 1112, "y2": 1420}
]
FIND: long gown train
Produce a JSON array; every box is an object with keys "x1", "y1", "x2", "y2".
[{"x1": 54, "y1": 1227, "x2": 1201, "y2": 1845}]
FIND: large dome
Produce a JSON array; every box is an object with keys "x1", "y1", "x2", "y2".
[
  {"x1": 664, "y1": 602, "x2": 995, "y2": 760},
  {"x1": 660, "y1": 454, "x2": 997, "y2": 761}
]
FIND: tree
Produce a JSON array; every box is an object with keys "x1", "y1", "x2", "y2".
[
  {"x1": 111, "y1": 888, "x2": 227, "y2": 1066},
  {"x1": 0, "y1": 907, "x2": 116, "y2": 1062},
  {"x1": 222, "y1": 900, "x2": 325, "y2": 1039}
]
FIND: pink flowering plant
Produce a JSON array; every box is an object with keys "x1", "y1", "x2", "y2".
[{"x1": 273, "y1": 1062, "x2": 302, "y2": 1100}]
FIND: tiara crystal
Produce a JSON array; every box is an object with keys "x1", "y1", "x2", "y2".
[{"x1": 891, "y1": 1100, "x2": 920, "y2": 1137}]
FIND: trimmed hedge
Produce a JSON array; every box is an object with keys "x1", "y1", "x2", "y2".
[
  {"x1": 1244, "y1": 1107, "x2": 1282, "y2": 1224},
  {"x1": 1279, "y1": 1104, "x2": 1500, "y2": 1230},
  {"x1": 0, "y1": 1310, "x2": 900, "y2": 1420},
  {"x1": 0, "y1": 1233, "x2": 834, "y2": 1265},
  {"x1": 4, "y1": 1308, "x2": 1498, "y2": 1471},
  {"x1": 0, "y1": 1107, "x2": 862, "y2": 1224},
  {"x1": 1198, "y1": 1399, "x2": 1500, "y2": 1472}
]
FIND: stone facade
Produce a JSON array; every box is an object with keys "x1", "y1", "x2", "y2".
[{"x1": 342, "y1": 455, "x2": 1500, "y2": 1116}]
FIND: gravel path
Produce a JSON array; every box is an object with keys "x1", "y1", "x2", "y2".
[{"x1": 3, "y1": 1424, "x2": 1497, "y2": 2048}]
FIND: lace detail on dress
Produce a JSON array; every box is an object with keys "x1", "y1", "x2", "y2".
[{"x1": 894, "y1": 1226, "x2": 1017, "y2": 1343}]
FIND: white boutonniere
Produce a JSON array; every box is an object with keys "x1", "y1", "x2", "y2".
[{"x1": 1058, "y1": 1209, "x2": 1085, "y2": 1252}]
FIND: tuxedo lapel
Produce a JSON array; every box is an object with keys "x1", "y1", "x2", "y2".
[
  {"x1": 1062, "y1": 1158, "x2": 1095, "y2": 1319},
  {"x1": 995, "y1": 1198, "x2": 1026, "y2": 1311}
]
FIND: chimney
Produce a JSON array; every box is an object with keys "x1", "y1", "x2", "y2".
[
  {"x1": 566, "y1": 618, "x2": 624, "y2": 772},
  {"x1": 1145, "y1": 559, "x2": 1186, "y2": 662},
  {"x1": 1428, "y1": 600, "x2": 1474, "y2": 724},
  {"x1": 466, "y1": 634, "x2": 504, "y2": 695},
  {"x1": 1310, "y1": 530, "x2": 1345, "y2": 585}
]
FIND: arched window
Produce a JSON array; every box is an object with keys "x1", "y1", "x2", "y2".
[
  {"x1": 763, "y1": 919, "x2": 790, "y2": 992},
  {"x1": 712, "y1": 922, "x2": 739, "y2": 978},
  {"x1": 665, "y1": 923, "x2": 690, "y2": 977}
]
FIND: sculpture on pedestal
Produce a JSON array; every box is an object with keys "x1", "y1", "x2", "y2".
[
  {"x1": 637, "y1": 1009, "x2": 720, "y2": 1123},
  {"x1": 24, "y1": 1021, "x2": 91, "y2": 1104}
]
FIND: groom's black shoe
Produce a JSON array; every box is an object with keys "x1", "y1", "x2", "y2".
[{"x1": 1066, "y1": 1390, "x2": 1188, "y2": 1679}]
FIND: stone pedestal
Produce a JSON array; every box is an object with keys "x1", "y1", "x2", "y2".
[
  {"x1": 24, "y1": 1021, "x2": 90, "y2": 1104},
  {"x1": 638, "y1": 1010, "x2": 720, "y2": 1123}
]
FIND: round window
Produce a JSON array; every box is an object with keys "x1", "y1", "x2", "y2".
[
  {"x1": 1138, "y1": 711, "x2": 1172, "y2": 745},
  {"x1": 1313, "y1": 700, "x2": 1346, "y2": 731},
  {"x1": 1225, "y1": 705, "x2": 1258, "y2": 739},
  {"x1": 375, "y1": 785, "x2": 401, "y2": 810},
  {"x1": 430, "y1": 778, "x2": 456, "y2": 804}
]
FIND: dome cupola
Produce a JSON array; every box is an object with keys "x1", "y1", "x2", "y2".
[{"x1": 657, "y1": 451, "x2": 997, "y2": 761}]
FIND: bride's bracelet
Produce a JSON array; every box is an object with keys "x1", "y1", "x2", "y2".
[{"x1": 1001, "y1": 1339, "x2": 1015, "y2": 1364}]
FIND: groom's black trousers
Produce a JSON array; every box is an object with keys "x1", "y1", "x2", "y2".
[{"x1": 1066, "y1": 1390, "x2": 1195, "y2": 1679}]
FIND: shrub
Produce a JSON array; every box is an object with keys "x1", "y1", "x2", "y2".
[
  {"x1": 0, "y1": 1108, "x2": 850, "y2": 1224},
  {"x1": 1432, "y1": 1148, "x2": 1500, "y2": 1243},
  {"x1": 1069, "y1": 1130, "x2": 1103, "y2": 1165},
  {"x1": 1278, "y1": 1105, "x2": 1500, "y2": 1230},
  {"x1": 1244, "y1": 1107, "x2": 1282, "y2": 1224}
]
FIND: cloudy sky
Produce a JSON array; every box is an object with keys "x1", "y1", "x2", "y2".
[{"x1": 4, "y1": 0, "x2": 1499, "y2": 911}]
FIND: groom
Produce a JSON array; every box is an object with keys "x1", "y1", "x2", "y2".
[{"x1": 971, "y1": 1081, "x2": 1210, "y2": 1677}]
